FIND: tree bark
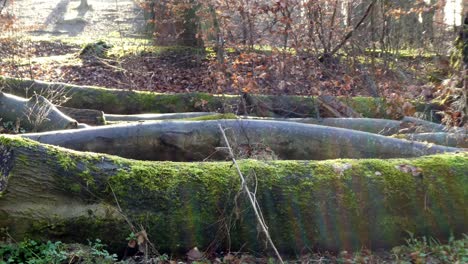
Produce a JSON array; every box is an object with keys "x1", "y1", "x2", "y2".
[
  {"x1": 21, "y1": 120, "x2": 462, "y2": 161},
  {"x1": 164, "y1": 114, "x2": 468, "y2": 136},
  {"x1": 396, "y1": 132, "x2": 468, "y2": 148},
  {"x1": 0, "y1": 136, "x2": 466, "y2": 253},
  {"x1": 0, "y1": 92, "x2": 78, "y2": 132},
  {"x1": 104, "y1": 112, "x2": 215, "y2": 123},
  {"x1": 153, "y1": 0, "x2": 203, "y2": 48},
  {"x1": 257, "y1": 117, "x2": 403, "y2": 135},
  {"x1": 57, "y1": 106, "x2": 105, "y2": 126}
]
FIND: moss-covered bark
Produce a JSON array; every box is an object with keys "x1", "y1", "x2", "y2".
[
  {"x1": 0, "y1": 76, "x2": 442, "y2": 118},
  {"x1": 0, "y1": 136, "x2": 466, "y2": 254}
]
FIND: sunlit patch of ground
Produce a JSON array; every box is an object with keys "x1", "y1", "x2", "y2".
[{"x1": 3, "y1": 0, "x2": 146, "y2": 39}]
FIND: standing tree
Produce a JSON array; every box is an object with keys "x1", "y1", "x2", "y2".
[
  {"x1": 77, "y1": 0, "x2": 89, "y2": 10},
  {"x1": 151, "y1": 0, "x2": 204, "y2": 47}
]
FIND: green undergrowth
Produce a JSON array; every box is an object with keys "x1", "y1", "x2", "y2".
[
  {"x1": 0, "y1": 234, "x2": 466, "y2": 263},
  {"x1": 0, "y1": 238, "x2": 116, "y2": 264}
]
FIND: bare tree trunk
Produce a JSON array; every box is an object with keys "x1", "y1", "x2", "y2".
[{"x1": 154, "y1": 0, "x2": 203, "y2": 47}]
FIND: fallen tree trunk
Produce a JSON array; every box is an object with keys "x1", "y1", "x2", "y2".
[
  {"x1": 191, "y1": 115, "x2": 466, "y2": 136},
  {"x1": 0, "y1": 76, "x2": 442, "y2": 118},
  {"x1": 237, "y1": 117, "x2": 403, "y2": 135},
  {"x1": 21, "y1": 120, "x2": 462, "y2": 161},
  {"x1": 0, "y1": 92, "x2": 78, "y2": 132},
  {"x1": 57, "y1": 106, "x2": 105, "y2": 126},
  {"x1": 0, "y1": 136, "x2": 466, "y2": 254},
  {"x1": 104, "y1": 112, "x2": 216, "y2": 122},
  {"x1": 401, "y1": 116, "x2": 467, "y2": 134},
  {"x1": 396, "y1": 132, "x2": 468, "y2": 148}
]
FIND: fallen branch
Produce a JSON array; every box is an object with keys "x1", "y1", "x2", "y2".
[
  {"x1": 219, "y1": 124, "x2": 284, "y2": 263},
  {"x1": 327, "y1": 0, "x2": 376, "y2": 57},
  {"x1": 315, "y1": 95, "x2": 361, "y2": 117}
]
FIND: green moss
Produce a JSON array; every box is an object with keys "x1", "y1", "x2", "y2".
[
  {"x1": 184, "y1": 113, "x2": 238, "y2": 121},
  {"x1": 98, "y1": 92, "x2": 120, "y2": 107},
  {"x1": 341, "y1": 97, "x2": 387, "y2": 118},
  {"x1": 0, "y1": 136, "x2": 39, "y2": 148},
  {"x1": 101, "y1": 154, "x2": 467, "y2": 252},
  {"x1": 57, "y1": 154, "x2": 77, "y2": 171},
  {"x1": 69, "y1": 184, "x2": 82, "y2": 193},
  {"x1": 25, "y1": 215, "x2": 129, "y2": 252}
]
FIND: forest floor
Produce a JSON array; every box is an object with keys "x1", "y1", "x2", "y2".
[{"x1": 4, "y1": 0, "x2": 146, "y2": 38}]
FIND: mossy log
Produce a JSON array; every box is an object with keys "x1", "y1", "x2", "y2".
[
  {"x1": 0, "y1": 136, "x2": 466, "y2": 254},
  {"x1": 0, "y1": 76, "x2": 441, "y2": 118},
  {"x1": 0, "y1": 92, "x2": 78, "y2": 132},
  {"x1": 21, "y1": 120, "x2": 462, "y2": 161}
]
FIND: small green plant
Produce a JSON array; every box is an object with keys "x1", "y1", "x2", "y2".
[
  {"x1": 0, "y1": 240, "x2": 67, "y2": 264},
  {"x1": 79, "y1": 40, "x2": 112, "y2": 58},
  {"x1": 156, "y1": 253, "x2": 169, "y2": 262},
  {"x1": 0, "y1": 239, "x2": 117, "y2": 264},
  {"x1": 74, "y1": 239, "x2": 117, "y2": 264},
  {"x1": 1, "y1": 120, "x2": 26, "y2": 134},
  {"x1": 126, "y1": 232, "x2": 137, "y2": 242},
  {"x1": 392, "y1": 232, "x2": 468, "y2": 263}
]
